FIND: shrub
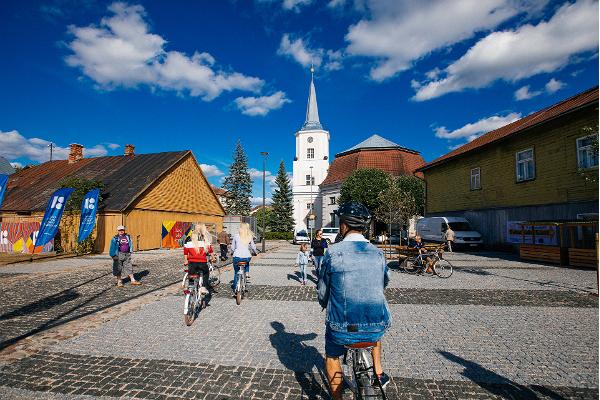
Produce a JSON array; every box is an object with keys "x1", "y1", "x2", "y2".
[{"x1": 265, "y1": 231, "x2": 293, "y2": 240}]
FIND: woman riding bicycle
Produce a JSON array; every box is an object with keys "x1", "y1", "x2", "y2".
[
  {"x1": 183, "y1": 223, "x2": 214, "y2": 294},
  {"x1": 231, "y1": 222, "x2": 258, "y2": 296}
]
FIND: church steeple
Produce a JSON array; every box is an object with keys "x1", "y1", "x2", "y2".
[{"x1": 301, "y1": 65, "x2": 323, "y2": 131}]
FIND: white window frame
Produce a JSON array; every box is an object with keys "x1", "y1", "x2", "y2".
[
  {"x1": 307, "y1": 148, "x2": 315, "y2": 159},
  {"x1": 576, "y1": 134, "x2": 599, "y2": 170},
  {"x1": 329, "y1": 196, "x2": 336, "y2": 205},
  {"x1": 470, "y1": 167, "x2": 481, "y2": 190},
  {"x1": 515, "y1": 148, "x2": 535, "y2": 182},
  {"x1": 305, "y1": 175, "x2": 315, "y2": 185}
]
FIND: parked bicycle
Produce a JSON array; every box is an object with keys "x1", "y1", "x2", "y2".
[
  {"x1": 234, "y1": 260, "x2": 248, "y2": 305},
  {"x1": 182, "y1": 262, "x2": 221, "y2": 326},
  {"x1": 401, "y1": 244, "x2": 453, "y2": 278},
  {"x1": 342, "y1": 342, "x2": 387, "y2": 399}
]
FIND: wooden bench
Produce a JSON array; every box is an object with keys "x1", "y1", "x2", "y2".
[
  {"x1": 568, "y1": 248, "x2": 598, "y2": 268},
  {"x1": 519, "y1": 244, "x2": 562, "y2": 265}
]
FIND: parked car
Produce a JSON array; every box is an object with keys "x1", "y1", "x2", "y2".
[
  {"x1": 320, "y1": 227, "x2": 339, "y2": 244},
  {"x1": 416, "y1": 217, "x2": 483, "y2": 248},
  {"x1": 293, "y1": 229, "x2": 310, "y2": 244}
]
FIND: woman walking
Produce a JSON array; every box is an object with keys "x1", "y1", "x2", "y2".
[
  {"x1": 310, "y1": 229, "x2": 328, "y2": 276},
  {"x1": 231, "y1": 223, "x2": 258, "y2": 295},
  {"x1": 296, "y1": 243, "x2": 310, "y2": 285},
  {"x1": 183, "y1": 223, "x2": 214, "y2": 294}
]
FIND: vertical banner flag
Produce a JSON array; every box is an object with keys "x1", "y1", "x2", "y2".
[
  {"x1": 0, "y1": 174, "x2": 8, "y2": 210},
  {"x1": 35, "y1": 188, "x2": 74, "y2": 248},
  {"x1": 78, "y1": 189, "x2": 100, "y2": 243}
]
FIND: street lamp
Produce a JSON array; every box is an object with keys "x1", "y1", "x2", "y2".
[
  {"x1": 309, "y1": 166, "x2": 314, "y2": 241},
  {"x1": 260, "y1": 151, "x2": 269, "y2": 253}
]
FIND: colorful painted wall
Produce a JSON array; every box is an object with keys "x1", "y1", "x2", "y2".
[
  {"x1": 0, "y1": 222, "x2": 54, "y2": 253},
  {"x1": 161, "y1": 221, "x2": 193, "y2": 249}
]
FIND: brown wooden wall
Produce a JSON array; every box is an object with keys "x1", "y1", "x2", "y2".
[
  {"x1": 133, "y1": 155, "x2": 225, "y2": 216},
  {"x1": 424, "y1": 108, "x2": 599, "y2": 214}
]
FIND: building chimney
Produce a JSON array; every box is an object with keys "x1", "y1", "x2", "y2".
[
  {"x1": 124, "y1": 144, "x2": 135, "y2": 156},
  {"x1": 68, "y1": 143, "x2": 84, "y2": 163}
]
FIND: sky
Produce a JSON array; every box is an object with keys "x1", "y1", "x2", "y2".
[{"x1": 0, "y1": 0, "x2": 598, "y2": 205}]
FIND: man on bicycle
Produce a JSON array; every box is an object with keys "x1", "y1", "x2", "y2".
[{"x1": 318, "y1": 201, "x2": 391, "y2": 399}]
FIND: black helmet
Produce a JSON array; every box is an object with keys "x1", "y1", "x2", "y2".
[{"x1": 335, "y1": 201, "x2": 371, "y2": 230}]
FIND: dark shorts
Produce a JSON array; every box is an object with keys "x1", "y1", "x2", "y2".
[
  {"x1": 188, "y1": 262, "x2": 209, "y2": 288},
  {"x1": 325, "y1": 327, "x2": 385, "y2": 358}
]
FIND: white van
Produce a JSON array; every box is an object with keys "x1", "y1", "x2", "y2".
[{"x1": 416, "y1": 217, "x2": 483, "y2": 248}]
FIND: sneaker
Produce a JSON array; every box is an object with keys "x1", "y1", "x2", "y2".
[
  {"x1": 374, "y1": 372, "x2": 390, "y2": 389},
  {"x1": 117, "y1": 281, "x2": 124, "y2": 288},
  {"x1": 131, "y1": 281, "x2": 142, "y2": 286},
  {"x1": 199, "y1": 287, "x2": 209, "y2": 295}
]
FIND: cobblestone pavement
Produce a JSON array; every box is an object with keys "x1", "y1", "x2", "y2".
[{"x1": 0, "y1": 243, "x2": 598, "y2": 399}]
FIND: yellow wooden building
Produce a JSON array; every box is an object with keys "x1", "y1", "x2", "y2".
[
  {"x1": 417, "y1": 86, "x2": 598, "y2": 246},
  {"x1": 0, "y1": 145, "x2": 225, "y2": 253}
]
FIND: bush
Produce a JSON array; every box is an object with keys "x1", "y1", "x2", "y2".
[{"x1": 265, "y1": 231, "x2": 293, "y2": 240}]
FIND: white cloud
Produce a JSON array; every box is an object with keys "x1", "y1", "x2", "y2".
[
  {"x1": 200, "y1": 164, "x2": 225, "y2": 177},
  {"x1": 66, "y1": 2, "x2": 264, "y2": 101},
  {"x1": 327, "y1": 0, "x2": 346, "y2": 7},
  {"x1": 514, "y1": 85, "x2": 542, "y2": 100},
  {"x1": 413, "y1": 0, "x2": 598, "y2": 100},
  {"x1": 0, "y1": 130, "x2": 108, "y2": 163},
  {"x1": 251, "y1": 197, "x2": 273, "y2": 207},
  {"x1": 234, "y1": 91, "x2": 291, "y2": 116},
  {"x1": 258, "y1": 0, "x2": 313, "y2": 11},
  {"x1": 435, "y1": 112, "x2": 522, "y2": 142},
  {"x1": 277, "y1": 34, "x2": 344, "y2": 71},
  {"x1": 10, "y1": 162, "x2": 23, "y2": 168},
  {"x1": 545, "y1": 78, "x2": 565, "y2": 93},
  {"x1": 106, "y1": 143, "x2": 120, "y2": 150},
  {"x1": 345, "y1": 0, "x2": 542, "y2": 81}
]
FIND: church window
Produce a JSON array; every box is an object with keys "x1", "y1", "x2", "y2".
[
  {"x1": 307, "y1": 148, "x2": 314, "y2": 159},
  {"x1": 329, "y1": 196, "x2": 336, "y2": 205},
  {"x1": 306, "y1": 175, "x2": 315, "y2": 185},
  {"x1": 330, "y1": 213, "x2": 336, "y2": 228}
]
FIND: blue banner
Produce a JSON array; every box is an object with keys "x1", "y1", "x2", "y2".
[
  {"x1": 35, "y1": 188, "x2": 74, "y2": 248},
  {"x1": 0, "y1": 174, "x2": 8, "y2": 210},
  {"x1": 78, "y1": 189, "x2": 100, "y2": 243}
]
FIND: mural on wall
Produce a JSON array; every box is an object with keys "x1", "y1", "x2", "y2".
[
  {"x1": 161, "y1": 221, "x2": 193, "y2": 249},
  {"x1": 0, "y1": 222, "x2": 54, "y2": 253}
]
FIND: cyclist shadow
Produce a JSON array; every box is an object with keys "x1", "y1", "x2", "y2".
[
  {"x1": 269, "y1": 321, "x2": 328, "y2": 398},
  {"x1": 440, "y1": 351, "x2": 565, "y2": 399}
]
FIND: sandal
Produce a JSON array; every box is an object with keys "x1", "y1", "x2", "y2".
[{"x1": 131, "y1": 281, "x2": 142, "y2": 286}]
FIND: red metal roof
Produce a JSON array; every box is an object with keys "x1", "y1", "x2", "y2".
[
  {"x1": 321, "y1": 148, "x2": 425, "y2": 187},
  {"x1": 419, "y1": 86, "x2": 599, "y2": 171}
]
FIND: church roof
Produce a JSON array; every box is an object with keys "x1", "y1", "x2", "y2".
[
  {"x1": 321, "y1": 135, "x2": 425, "y2": 187},
  {"x1": 300, "y1": 69, "x2": 323, "y2": 131}
]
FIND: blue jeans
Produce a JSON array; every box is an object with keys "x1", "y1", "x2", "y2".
[
  {"x1": 313, "y1": 256, "x2": 324, "y2": 273},
  {"x1": 233, "y1": 257, "x2": 251, "y2": 290},
  {"x1": 299, "y1": 262, "x2": 307, "y2": 282}
]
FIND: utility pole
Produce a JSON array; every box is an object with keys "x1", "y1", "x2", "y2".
[
  {"x1": 309, "y1": 166, "x2": 314, "y2": 241},
  {"x1": 48, "y1": 143, "x2": 54, "y2": 161},
  {"x1": 260, "y1": 151, "x2": 269, "y2": 253}
]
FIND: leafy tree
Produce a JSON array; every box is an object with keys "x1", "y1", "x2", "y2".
[
  {"x1": 222, "y1": 140, "x2": 252, "y2": 215},
  {"x1": 255, "y1": 206, "x2": 274, "y2": 235},
  {"x1": 374, "y1": 175, "x2": 404, "y2": 234},
  {"x1": 338, "y1": 169, "x2": 391, "y2": 212},
  {"x1": 270, "y1": 160, "x2": 294, "y2": 232},
  {"x1": 60, "y1": 177, "x2": 105, "y2": 212},
  {"x1": 395, "y1": 175, "x2": 425, "y2": 216}
]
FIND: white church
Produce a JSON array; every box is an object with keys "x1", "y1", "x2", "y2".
[{"x1": 292, "y1": 67, "x2": 329, "y2": 232}]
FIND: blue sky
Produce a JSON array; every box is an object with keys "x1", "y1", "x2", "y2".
[{"x1": 1, "y1": 0, "x2": 598, "y2": 204}]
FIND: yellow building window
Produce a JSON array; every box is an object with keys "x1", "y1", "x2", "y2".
[{"x1": 470, "y1": 167, "x2": 481, "y2": 190}]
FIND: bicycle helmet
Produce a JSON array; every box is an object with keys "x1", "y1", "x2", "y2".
[{"x1": 335, "y1": 201, "x2": 371, "y2": 231}]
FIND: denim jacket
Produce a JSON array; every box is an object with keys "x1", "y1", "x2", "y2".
[
  {"x1": 109, "y1": 234, "x2": 133, "y2": 257},
  {"x1": 317, "y1": 233, "x2": 391, "y2": 333}
]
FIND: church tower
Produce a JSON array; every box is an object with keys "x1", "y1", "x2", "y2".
[{"x1": 292, "y1": 67, "x2": 330, "y2": 232}]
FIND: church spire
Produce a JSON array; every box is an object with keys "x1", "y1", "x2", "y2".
[{"x1": 301, "y1": 65, "x2": 323, "y2": 131}]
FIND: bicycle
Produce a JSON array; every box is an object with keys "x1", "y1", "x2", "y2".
[
  {"x1": 234, "y1": 260, "x2": 248, "y2": 305},
  {"x1": 401, "y1": 244, "x2": 453, "y2": 278},
  {"x1": 342, "y1": 342, "x2": 387, "y2": 399},
  {"x1": 182, "y1": 262, "x2": 221, "y2": 326}
]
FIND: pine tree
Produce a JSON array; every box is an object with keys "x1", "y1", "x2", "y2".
[
  {"x1": 222, "y1": 140, "x2": 252, "y2": 216},
  {"x1": 270, "y1": 160, "x2": 294, "y2": 232}
]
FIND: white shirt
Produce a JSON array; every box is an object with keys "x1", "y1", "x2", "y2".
[
  {"x1": 231, "y1": 234, "x2": 258, "y2": 258},
  {"x1": 343, "y1": 233, "x2": 369, "y2": 242}
]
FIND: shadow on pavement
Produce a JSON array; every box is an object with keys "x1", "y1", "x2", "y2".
[
  {"x1": 269, "y1": 321, "x2": 328, "y2": 398},
  {"x1": 440, "y1": 350, "x2": 566, "y2": 399}
]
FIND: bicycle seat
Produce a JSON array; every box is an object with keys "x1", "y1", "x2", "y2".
[
  {"x1": 345, "y1": 342, "x2": 377, "y2": 349},
  {"x1": 188, "y1": 274, "x2": 200, "y2": 279},
  {"x1": 237, "y1": 262, "x2": 248, "y2": 266}
]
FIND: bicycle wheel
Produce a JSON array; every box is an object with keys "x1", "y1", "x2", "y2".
[
  {"x1": 357, "y1": 352, "x2": 376, "y2": 399},
  {"x1": 235, "y1": 276, "x2": 242, "y2": 305},
  {"x1": 401, "y1": 258, "x2": 420, "y2": 274},
  {"x1": 184, "y1": 292, "x2": 196, "y2": 326},
  {"x1": 433, "y1": 257, "x2": 453, "y2": 278}
]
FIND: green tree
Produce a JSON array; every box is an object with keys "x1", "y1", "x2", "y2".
[
  {"x1": 338, "y1": 169, "x2": 391, "y2": 212},
  {"x1": 395, "y1": 175, "x2": 425, "y2": 216},
  {"x1": 222, "y1": 140, "x2": 252, "y2": 215},
  {"x1": 270, "y1": 160, "x2": 294, "y2": 232},
  {"x1": 255, "y1": 207, "x2": 274, "y2": 235}
]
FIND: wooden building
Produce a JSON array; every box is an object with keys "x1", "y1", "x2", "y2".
[
  {"x1": 0, "y1": 145, "x2": 225, "y2": 253},
  {"x1": 417, "y1": 86, "x2": 599, "y2": 247}
]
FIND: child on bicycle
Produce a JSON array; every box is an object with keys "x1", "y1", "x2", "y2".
[
  {"x1": 183, "y1": 223, "x2": 214, "y2": 294},
  {"x1": 296, "y1": 243, "x2": 310, "y2": 285}
]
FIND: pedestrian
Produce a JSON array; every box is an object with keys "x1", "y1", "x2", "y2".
[
  {"x1": 109, "y1": 225, "x2": 141, "y2": 287},
  {"x1": 296, "y1": 243, "x2": 310, "y2": 285},
  {"x1": 311, "y1": 229, "x2": 328, "y2": 276},
  {"x1": 184, "y1": 223, "x2": 214, "y2": 294},
  {"x1": 231, "y1": 222, "x2": 258, "y2": 295},
  {"x1": 400, "y1": 225, "x2": 408, "y2": 246},
  {"x1": 444, "y1": 225, "x2": 455, "y2": 252},
  {"x1": 217, "y1": 226, "x2": 230, "y2": 261}
]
